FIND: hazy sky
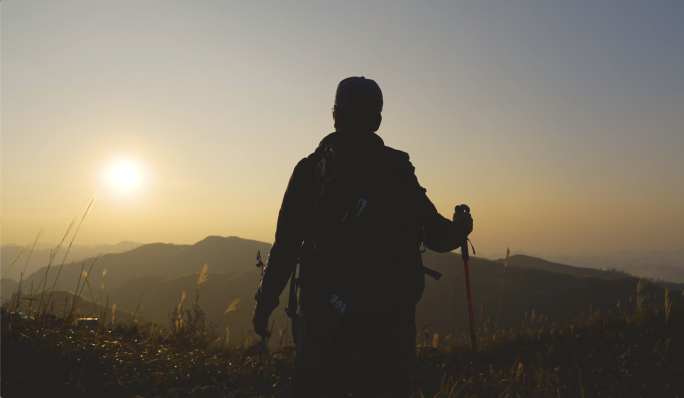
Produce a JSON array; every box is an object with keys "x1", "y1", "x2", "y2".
[{"x1": 2, "y1": 1, "x2": 683, "y2": 256}]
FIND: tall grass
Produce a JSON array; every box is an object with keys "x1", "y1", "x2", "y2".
[
  {"x1": 3, "y1": 300, "x2": 681, "y2": 397},
  {"x1": 46, "y1": 193, "x2": 99, "y2": 310},
  {"x1": 496, "y1": 247, "x2": 510, "y2": 327},
  {"x1": 1, "y1": 241, "x2": 30, "y2": 282},
  {"x1": 36, "y1": 217, "x2": 76, "y2": 311}
]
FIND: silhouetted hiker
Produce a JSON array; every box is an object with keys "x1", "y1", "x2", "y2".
[{"x1": 253, "y1": 77, "x2": 473, "y2": 397}]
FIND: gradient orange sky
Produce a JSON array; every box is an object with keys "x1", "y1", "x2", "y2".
[{"x1": 2, "y1": 1, "x2": 683, "y2": 257}]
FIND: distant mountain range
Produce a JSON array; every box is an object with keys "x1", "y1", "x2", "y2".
[
  {"x1": 3, "y1": 236, "x2": 683, "y2": 346},
  {"x1": 543, "y1": 250, "x2": 684, "y2": 284},
  {"x1": 1, "y1": 241, "x2": 143, "y2": 282}
]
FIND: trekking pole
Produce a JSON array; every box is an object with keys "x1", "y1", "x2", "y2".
[{"x1": 455, "y1": 204, "x2": 483, "y2": 398}]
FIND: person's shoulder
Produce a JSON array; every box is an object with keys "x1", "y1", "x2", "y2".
[
  {"x1": 382, "y1": 145, "x2": 417, "y2": 180},
  {"x1": 292, "y1": 134, "x2": 335, "y2": 173},
  {"x1": 318, "y1": 132, "x2": 339, "y2": 149},
  {"x1": 382, "y1": 145, "x2": 411, "y2": 164}
]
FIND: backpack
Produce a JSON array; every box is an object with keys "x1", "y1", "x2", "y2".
[
  {"x1": 312, "y1": 142, "x2": 421, "y2": 255},
  {"x1": 298, "y1": 141, "x2": 426, "y2": 319}
]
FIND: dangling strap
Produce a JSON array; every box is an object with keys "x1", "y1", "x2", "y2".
[
  {"x1": 285, "y1": 267, "x2": 298, "y2": 319},
  {"x1": 422, "y1": 265, "x2": 442, "y2": 281},
  {"x1": 284, "y1": 265, "x2": 299, "y2": 345}
]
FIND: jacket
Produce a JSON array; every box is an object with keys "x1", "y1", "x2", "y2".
[{"x1": 254, "y1": 131, "x2": 464, "y2": 318}]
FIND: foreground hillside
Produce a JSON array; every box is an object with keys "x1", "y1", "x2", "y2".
[
  {"x1": 5, "y1": 236, "x2": 684, "y2": 345},
  {"x1": 2, "y1": 305, "x2": 682, "y2": 397}
]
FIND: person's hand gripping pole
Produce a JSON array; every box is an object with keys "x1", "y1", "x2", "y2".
[{"x1": 454, "y1": 204, "x2": 483, "y2": 398}]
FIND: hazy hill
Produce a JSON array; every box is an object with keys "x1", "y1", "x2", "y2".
[
  {"x1": 18, "y1": 236, "x2": 271, "y2": 296},
  {"x1": 1, "y1": 279, "x2": 19, "y2": 301},
  {"x1": 417, "y1": 251, "x2": 682, "y2": 338},
  {"x1": 504, "y1": 254, "x2": 684, "y2": 290},
  {"x1": 103, "y1": 251, "x2": 683, "y2": 346},
  {"x1": 6, "y1": 237, "x2": 683, "y2": 346},
  {"x1": 545, "y1": 249, "x2": 684, "y2": 283},
  {"x1": 617, "y1": 263, "x2": 684, "y2": 284},
  {"x1": 495, "y1": 254, "x2": 630, "y2": 279},
  {"x1": 1, "y1": 241, "x2": 142, "y2": 282}
]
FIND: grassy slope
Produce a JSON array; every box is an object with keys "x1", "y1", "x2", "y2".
[
  {"x1": 417, "y1": 251, "x2": 683, "y2": 339},
  {"x1": 3, "y1": 289, "x2": 138, "y2": 322},
  {"x1": 2, "y1": 306, "x2": 681, "y2": 397}
]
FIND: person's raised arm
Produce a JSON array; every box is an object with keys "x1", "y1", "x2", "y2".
[
  {"x1": 253, "y1": 157, "x2": 315, "y2": 336},
  {"x1": 399, "y1": 156, "x2": 473, "y2": 253}
]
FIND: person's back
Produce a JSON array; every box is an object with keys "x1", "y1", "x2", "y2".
[{"x1": 253, "y1": 77, "x2": 473, "y2": 397}]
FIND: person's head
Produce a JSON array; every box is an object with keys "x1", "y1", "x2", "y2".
[{"x1": 333, "y1": 76, "x2": 383, "y2": 132}]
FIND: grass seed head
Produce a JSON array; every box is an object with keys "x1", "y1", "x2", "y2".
[
  {"x1": 197, "y1": 264, "x2": 209, "y2": 288},
  {"x1": 224, "y1": 298, "x2": 241, "y2": 315},
  {"x1": 637, "y1": 280, "x2": 646, "y2": 295}
]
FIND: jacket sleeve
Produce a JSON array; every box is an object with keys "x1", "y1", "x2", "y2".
[
  {"x1": 400, "y1": 157, "x2": 467, "y2": 253},
  {"x1": 254, "y1": 157, "x2": 315, "y2": 318}
]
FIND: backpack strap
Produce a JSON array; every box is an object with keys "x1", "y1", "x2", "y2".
[
  {"x1": 285, "y1": 267, "x2": 298, "y2": 319},
  {"x1": 284, "y1": 265, "x2": 299, "y2": 345},
  {"x1": 422, "y1": 265, "x2": 442, "y2": 281}
]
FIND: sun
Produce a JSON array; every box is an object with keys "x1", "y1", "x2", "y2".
[{"x1": 111, "y1": 164, "x2": 139, "y2": 189}]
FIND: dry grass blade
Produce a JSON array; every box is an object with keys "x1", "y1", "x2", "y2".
[
  {"x1": 14, "y1": 229, "x2": 45, "y2": 310},
  {"x1": 137, "y1": 305, "x2": 145, "y2": 323},
  {"x1": 636, "y1": 280, "x2": 647, "y2": 312},
  {"x1": 664, "y1": 288, "x2": 672, "y2": 325},
  {"x1": 52, "y1": 217, "x2": 78, "y2": 265},
  {"x1": 496, "y1": 247, "x2": 510, "y2": 327},
  {"x1": 197, "y1": 264, "x2": 209, "y2": 288},
  {"x1": 177, "y1": 291, "x2": 186, "y2": 313},
  {"x1": 516, "y1": 363, "x2": 524, "y2": 379},
  {"x1": 82, "y1": 270, "x2": 90, "y2": 286},
  {"x1": 175, "y1": 291, "x2": 186, "y2": 333},
  {"x1": 224, "y1": 298, "x2": 241, "y2": 315},
  {"x1": 47, "y1": 193, "x2": 100, "y2": 312},
  {"x1": 102, "y1": 269, "x2": 108, "y2": 277},
  {"x1": 2, "y1": 243, "x2": 30, "y2": 282},
  {"x1": 37, "y1": 218, "x2": 76, "y2": 311},
  {"x1": 112, "y1": 303, "x2": 117, "y2": 324},
  {"x1": 637, "y1": 280, "x2": 646, "y2": 295},
  {"x1": 71, "y1": 254, "x2": 104, "y2": 314},
  {"x1": 81, "y1": 193, "x2": 98, "y2": 220}
]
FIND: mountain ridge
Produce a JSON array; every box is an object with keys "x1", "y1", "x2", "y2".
[{"x1": 4, "y1": 236, "x2": 682, "y2": 346}]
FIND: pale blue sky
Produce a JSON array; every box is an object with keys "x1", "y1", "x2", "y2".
[{"x1": 2, "y1": 1, "x2": 683, "y2": 255}]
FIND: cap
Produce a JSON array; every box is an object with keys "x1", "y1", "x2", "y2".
[{"x1": 334, "y1": 76, "x2": 383, "y2": 113}]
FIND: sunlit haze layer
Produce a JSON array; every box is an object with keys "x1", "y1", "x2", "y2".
[{"x1": 2, "y1": 1, "x2": 683, "y2": 256}]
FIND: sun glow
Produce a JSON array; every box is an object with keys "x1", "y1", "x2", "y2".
[{"x1": 111, "y1": 164, "x2": 140, "y2": 189}]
